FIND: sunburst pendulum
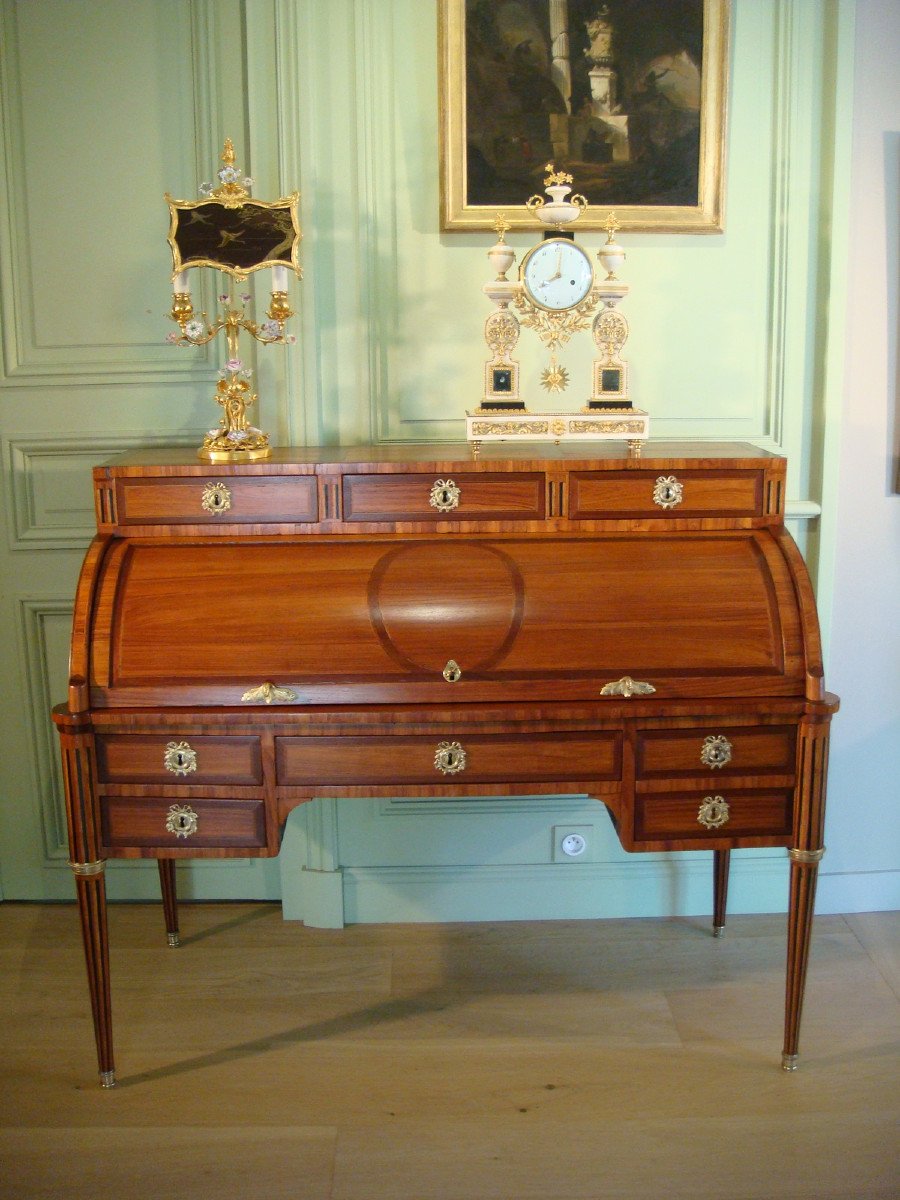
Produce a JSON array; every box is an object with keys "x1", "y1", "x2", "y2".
[{"x1": 540, "y1": 353, "x2": 570, "y2": 394}]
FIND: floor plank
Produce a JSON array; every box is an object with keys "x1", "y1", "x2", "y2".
[{"x1": 0, "y1": 903, "x2": 897, "y2": 1199}]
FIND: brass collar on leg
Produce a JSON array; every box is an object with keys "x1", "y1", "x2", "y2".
[
  {"x1": 788, "y1": 848, "x2": 825, "y2": 865},
  {"x1": 69, "y1": 860, "x2": 106, "y2": 876}
]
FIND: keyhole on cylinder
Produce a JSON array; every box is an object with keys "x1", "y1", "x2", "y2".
[{"x1": 177, "y1": 814, "x2": 190, "y2": 831}]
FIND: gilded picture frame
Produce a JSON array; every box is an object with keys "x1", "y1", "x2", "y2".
[
  {"x1": 439, "y1": 0, "x2": 729, "y2": 232},
  {"x1": 165, "y1": 194, "x2": 301, "y2": 282}
]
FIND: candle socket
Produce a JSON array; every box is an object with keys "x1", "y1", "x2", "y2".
[
  {"x1": 170, "y1": 292, "x2": 194, "y2": 323},
  {"x1": 267, "y1": 291, "x2": 293, "y2": 323}
]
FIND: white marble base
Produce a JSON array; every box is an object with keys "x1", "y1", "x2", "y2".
[{"x1": 466, "y1": 407, "x2": 649, "y2": 447}]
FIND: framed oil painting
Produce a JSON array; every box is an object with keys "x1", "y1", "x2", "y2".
[{"x1": 439, "y1": 0, "x2": 729, "y2": 232}]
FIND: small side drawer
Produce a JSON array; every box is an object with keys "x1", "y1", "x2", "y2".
[
  {"x1": 635, "y1": 726, "x2": 797, "y2": 778},
  {"x1": 115, "y1": 476, "x2": 318, "y2": 525},
  {"x1": 341, "y1": 472, "x2": 545, "y2": 522},
  {"x1": 95, "y1": 735, "x2": 263, "y2": 785},
  {"x1": 276, "y1": 731, "x2": 622, "y2": 786},
  {"x1": 634, "y1": 789, "x2": 793, "y2": 842},
  {"x1": 568, "y1": 470, "x2": 764, "y2": 519},
  {"x1": 101, "y1": 797, "x2": 266, "y2": 848}
]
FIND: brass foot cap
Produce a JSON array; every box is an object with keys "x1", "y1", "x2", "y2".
[
  {"x1": 167, "y1": 932, "x2": 181, "y2": 948},
  {"x1": 781, "y1": 1053, "x2": 799, "y2": 1071},
  {"x1": 99, "y1": 1070, "x2": 116, "y2": 1088},
  {"x1": 712, "y1": 925, "x2": 725, "y2": 938}
]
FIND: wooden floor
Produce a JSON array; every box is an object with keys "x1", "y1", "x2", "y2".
[{"x1": 0, "y1": 904, "x2": 898, "y2": 1199}]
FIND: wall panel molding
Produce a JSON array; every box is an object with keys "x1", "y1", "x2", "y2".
[
  {"x1": 0, "y1": 0, "x2": 238, "y2": 384},
  {"x1": 17, "y1": 597, "x2": 72, "y2": 861},
  {"x1": 5, "y1": 433, "x2": 199, "y2": 549}
]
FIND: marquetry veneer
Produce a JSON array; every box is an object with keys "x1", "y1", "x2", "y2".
[{"x1": 53, "y1": 442, "x2": 837, "y2": 1086}]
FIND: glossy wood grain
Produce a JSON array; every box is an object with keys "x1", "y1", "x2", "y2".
[
  {"x1": 635, "y1": 725, "x2": 797, "y2": 777},
  {"x1": 96, "y1": 734, "x2": 263, "y2": 785},
  {"x1": 633, "y1": 788, "x2": 794, "y2": 845},
  {"x1": 101, "y1": 797, "x2": 267, "y2": 851},
  {"x1": 54, "y1": 444, "x2": 837, "y2": 1084},
  {"x1": 342, "y1": 472, "x2": 545, "y2": 522},
  {"x1": 116, "y1": 475, "x2": 318, "y2": 526},
  {"x1": 275, "y1": 730, "x2": 622, "y2": 787},
  {"x1": 87, "y1": 532, "x2": 806, "y2": 703},
  {"x1": 568, "y1": 469, "x2": 765, "y2": 518}
]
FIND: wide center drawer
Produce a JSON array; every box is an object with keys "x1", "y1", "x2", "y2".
[
  {"x1": 95, "y1": 735, "x2": 263, "y2": 785},
  {"x1": 341, "y1": 472, "x2": 545, "y2": 522},
  {"x1": 276, "y1": 730, "x2": 622, "y2": 786}
]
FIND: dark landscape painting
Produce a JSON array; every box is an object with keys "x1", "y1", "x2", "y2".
[{"x1": 463, "y1": 0, "x2": 706, "y2": 209}]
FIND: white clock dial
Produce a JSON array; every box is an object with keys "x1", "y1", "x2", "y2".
[{"x1": 522, "y1": 238, "x2": 594, "y2": 312}]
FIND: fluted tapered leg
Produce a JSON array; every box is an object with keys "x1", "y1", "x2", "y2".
[
  {"x1": 158, "y1": 859, "x2": 180, "y2": 947},
  {"x1": 55, "y1": 707, "x2": 116, "y2": 1087},
  {"x1": 713, "y1": 848, "x2": 730, "y2": 937},
  {"x1": 72, "y1": 864, "x2": 115, "y2": 1086},
  {"x1": 782, "y1": 716, "x2": 831, "y2": 1070}
]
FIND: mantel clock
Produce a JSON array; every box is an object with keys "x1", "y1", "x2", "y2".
[{"x1": 467, "y1": 165, "x2": 648, "y2": 453}]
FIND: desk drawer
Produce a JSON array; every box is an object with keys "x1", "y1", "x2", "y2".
[
  {"x1": 634, "y1": 788, "x2": 793, "y2": 842},
  {"x1": 115, "y1": 476, "x2": 318, "y2": 525},
  {"x1": 96, "y1": 735, "x2": 263, "y2": 785},
  {"x1": 101, "y1": 797, "x2": 266, "y2": 848},
  {"x1": 341, "y1": 472, "x2": 544, "y2": 522},
  {"x1": 569, "y1": 470, "x2": 764, "y2": 519},
  {"x1": 635, "y1": 726, "x2": 796, "y2": 778},
  {"x1": 276, "y1": 730, "x2": 621, "y2": 786}
]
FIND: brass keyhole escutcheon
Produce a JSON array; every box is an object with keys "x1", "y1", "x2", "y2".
[
  {"x1": 700, "y1": 735, "x2": 733, "y2": 769},
  {"x1": 653, "y1": 475, "x2": 683, "y2": 509},
  {"x1": 164, "y1": 741, "x2": 198, "y2": 776},
  {"x1": 201, "y1": 481, "x2": 232, "y2": 515},
  {"x1": 165, "y1": 804, "x2": 199, "y2": 839},
  {"x1": 443, "y1": 660, "x2": 462, "y2": 683},
  {"x1": 429, "y1": 478, "x2": 461, "y2": 513},
  {"x1": 697, "y1": 795, "x2": 730, "y2": 830},
  {"x1": 434, "y1": 740, "x2": 467, "y2": 775}
]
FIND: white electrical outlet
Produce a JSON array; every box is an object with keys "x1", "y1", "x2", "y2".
[{"x1": 552, "y1": 824, "x2": 594, "y2": 862}]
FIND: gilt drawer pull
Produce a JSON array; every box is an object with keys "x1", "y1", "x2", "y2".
[
  {"x1": 600, "y1": 676, "x2": 656, "y2": 698},
  {"x1": 201, "y1": 481, "x2": 232, "y2": 514},
  {"x1": 701, "y1": 735, "x2": 733, "y2": 769},
  {"x1": 698, "y1": 795, "x2": 730, "y2": 830},
  {"x1": 166, "y1": 804, "x2": 199, "y2": 839},
  {"x1": 653, "y1": 475, "x2": 683, "y2": 509},
  {"x1": 429, "y1": 478, "x2": 461, "y2": 512},
  {"x1": 434, "y1": 740, "x2": 467, "y2": 774},
  {"x1": 164, "y1": 741, "x2": 197, "y2": 776},
  {"x1": 241, "y1": 682, "x2": 298, "y2": 704}
]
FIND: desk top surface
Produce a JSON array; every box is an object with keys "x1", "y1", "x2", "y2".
[{"x1": 97, "y1": 441, "x2": 784, "y2": 474}]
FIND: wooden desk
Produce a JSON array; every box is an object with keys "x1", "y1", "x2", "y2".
[{"x1": 53, "y1": 443, "x2": 838, "y2": 1087}]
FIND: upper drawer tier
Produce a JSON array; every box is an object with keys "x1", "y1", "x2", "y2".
[
  {"x1": 569, "y1": 470, "x2": 765, "y2": 519},
  {"x1": 85, "y1": 530, "x2": 810, "y2": 706},
  {"x1": 112, "y1": 476, "x2": 318, "y2": 526},
  {"x1": 341, "y1": 472, "x2": 545, "y2": 522}
]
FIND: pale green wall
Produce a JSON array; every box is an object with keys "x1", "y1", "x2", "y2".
[{"x1": 2, "y1": 0, "x2": 883, "y2": 922}]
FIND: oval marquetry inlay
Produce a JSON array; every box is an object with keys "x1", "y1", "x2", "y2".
[{"x1": 367, "y1": 542, "x2": 524, "y2": 675}]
